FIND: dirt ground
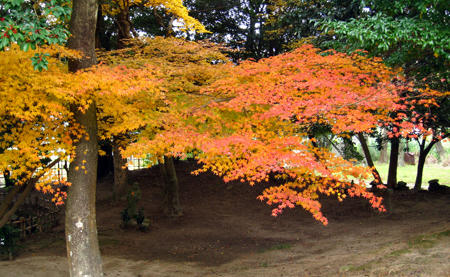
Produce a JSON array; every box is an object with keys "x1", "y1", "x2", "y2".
[{"x1": 1, "y1": 160, "x2": 449, "y2": 276}]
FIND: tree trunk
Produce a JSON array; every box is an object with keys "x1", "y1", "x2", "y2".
[
  {"x1": 95, "y1": 4, "x2": 102, "y2": 49},
  {"x1": 357, "y1": 133, "x2": 382, "y2": 184},
  {"x1": 160, "y1": 156, "x2": 182, "y2": 217},
  {"x1": 0, "y1": 159, "x2": 60, "y2": 228},
  {"x1": 116, "y1": 8, "x2": 132, "y2": 49},
  {"x1": 0, "y1": 186, "x2": 20, "y2": 220},
  {"x1": 112, "y1": 4, "x2": 130, "y2": 202},
  {"x1": 66, "y1": 104, "x2": 102, "y2": 277},
  {"x1": 387, "y1": 136, "x2": 399, "y2": 189},
  {"x1": 66, "y1": 0, "x2": 102, "y2": 276},
  {"x1": 435, "y1": 141, "x2": 446, "y2": 162},
  {"x1": 112, "y1": 139, "x2": 128, "y2": 201},
  {"x1": 414, "y1": 139, "x2": 436, "y2": 191},
  {"x1": 0, "y1": 180, "x2": 34, "y2": 228},
  {"x1": 398, "y1": 140, "x2": 405, "y2": 167},
  {"x1": 378, "y1": 140, "x2": 388, "y2": 163}
]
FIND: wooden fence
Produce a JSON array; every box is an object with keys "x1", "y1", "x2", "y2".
[{"x1": 9, "y1": 211, "x2": 59, "y2": 239}]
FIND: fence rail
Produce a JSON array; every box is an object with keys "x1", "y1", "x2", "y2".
[{"x1": 9, "y1": 211, "x2": 59, "y2": 239}]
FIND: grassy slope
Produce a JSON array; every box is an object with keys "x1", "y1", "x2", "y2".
[{"x1": 374, "y1": 163, "x2": 450, "y2": 186}]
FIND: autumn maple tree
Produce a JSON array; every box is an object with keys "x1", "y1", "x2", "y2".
[
  {"x1": 97, "y1": 36, "x2": 228, "y2": 214},
  {"x1": 1, "y1": 0, "x2": 212, "y2": 275},
  {"x1": 126, "y1": 45, "x2": 436, "y2": 224}
]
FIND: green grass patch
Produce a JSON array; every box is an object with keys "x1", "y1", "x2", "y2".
[
  {"x1": 374, "y1": 163, "x2": 450, "y2": 186},
  {"x1": 339, "y1": 259, "x2": 379, "y2": 273},
  {"x1": 408, "y1": 235, "x2": 436, "y2": 249},
  {"x1": 267, "y1": 243, "x2": 292, "y2": 251},
  {"x1": 258, "y1": 243, "x2": 292, "y2": 253},
  {"x1": 388, "y1": 248, "x2": 411, "y2": 257},
  {"x1": 430, "y1": 230, "x2": 450, "y2": 239},
  {"x1": 408, "y1": 230, "x2": 450, "y2": 250}
]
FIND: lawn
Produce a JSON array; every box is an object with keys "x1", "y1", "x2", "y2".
[{"x1": 374, "y1": 163, "x2": 450, "y2": 186}]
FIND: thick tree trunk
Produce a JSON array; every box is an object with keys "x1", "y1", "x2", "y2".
[
  {"x1": 112, "y1": 139, "x2": 128, "y2": 201},
  {"x1": 160, "y1": 156, "x2": 182, "y2": 217},
  {"x1": 116, "y1": 8, "x2": 132, "y2": 49},
  {"x1": 66, "y1": 104, "x2": 102, "y2": 277},
  {"x1": 387, "y1": 136, "x2": 399, "y2": 189},
  {"x1": 66, "y1": 0, "x2": 102, "y2": 276},
  {"x1": 357, "y1": 133, "x2": 382, "y2": 184}
]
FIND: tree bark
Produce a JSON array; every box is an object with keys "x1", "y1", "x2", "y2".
[
  {"x1": 66, "y1": 0, "x2": 102, "y2": 276},
  {"x1": 357, "y1": 133, "x2": 382, "y2": 184},
  {"x1": 116, "y1": 8, "x2": 132, "y2": 49},
  {"x1": 435, "y1": 141, "x2": 446, "y2": 162},
  {"x1": 160, "y1": 156, "x2": 182, "y2": 217},
  {"x1": 398, "y1": 140, "x2": 405, "y2": 167},
  {"x1": 112, "y1": 139, "x2": 128, "y2": 201},
  {"x1": 414, "y1": 139, "x2": 437, "y2": 191},
  {"x1": 0, "y1": 186, "x2": 21, "y2": 220},
  {"x1": 387, "y1": 136, "x2": 399, "y2": 189},
  {"x1": 378, "y1": 138, "x2": 388, "y2": 163},
  {"x1": 66, "y1": 104, "x2": 102, "y2": 277},
  {"x1": 0, "y1": 180, "x2": 35, "y2": 229}
]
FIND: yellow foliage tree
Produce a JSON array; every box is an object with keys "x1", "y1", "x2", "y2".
[{"x1": 102, "y1": 0, "x2": 208, "y2": 47}]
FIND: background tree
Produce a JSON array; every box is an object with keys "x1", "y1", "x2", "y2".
[
  {"x1": 101, "y1": 0, "x2": 207, "y2": 48},
  {"x1": 320, "y1": 0, "x2": 449, "y2": 188}
]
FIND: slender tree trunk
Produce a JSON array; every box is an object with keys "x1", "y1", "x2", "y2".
[
  {"x1": 0, "y1": 160, "x2": 60, "y2": 228},
  {"x1": 66, "y1": 0, "x2": 102, "y2": 276},
  {"x1": 160, "y1": 156, "x2": 182, "y2": 217},
  {"x1": 378, "y1": 137, "x2": 388, "y2": 163},
  {"x1": 357, "y1": 133, "x2": 382, "y2": 184},
  {"x1": 414, "y1": 139, "x2": 436, "y2": 191},
  {"x1": 435, "y1": 141, "x2": 446, "y2": 162},
  {"x1": 0, "y1": 180, "x2": 34, "y2": 228},
  {"x1": 387, "y1": 136, "x2": 399, "y2": 189},
  {"x1": 112, "y1": 6, "x2": 131, "y2": 199},
  {"x1": 0, "y1": 186, "x2": 21, "y2": 219},
  {"x1": 95, "y1": 4, "x2": 105, "y2": 49},
  {"x1": 112, "y1": 139, "x2": 128, "y2": 201},
  {"x1": 398, "y1": 140, "x2": 405, "y2": 167},
  {"x1": 97, "y1": 141, "x2": 113, "y2": 180}
]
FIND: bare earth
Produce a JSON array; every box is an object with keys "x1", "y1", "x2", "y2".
[{"x1": 1, "y1": 161, "x2": 449, "y2": 277}]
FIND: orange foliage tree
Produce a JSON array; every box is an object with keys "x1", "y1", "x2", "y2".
[
  {"x1": 129, "y1": 45, "x2": 427, "y2": 225},
  {"x1": 96, "y1": 37, "x2": 228, "y2": 211}
]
